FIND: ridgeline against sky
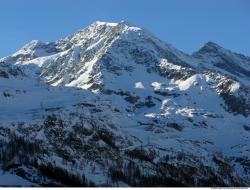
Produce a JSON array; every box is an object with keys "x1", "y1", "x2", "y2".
[{"x1": 0, "y1": 0, "x2": 249, "y2": 57}]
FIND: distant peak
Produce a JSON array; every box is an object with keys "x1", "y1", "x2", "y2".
[
  {"x1": 203, "y1": 41, "x2": 222, "y2": 49},
  {"x1": 193, "y1": 41, "x2": 224, "y2": 56}
]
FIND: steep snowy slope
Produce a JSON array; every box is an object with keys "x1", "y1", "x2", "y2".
[{"x1": 0, "y1": 21, "x2": 250, "y2": 187}]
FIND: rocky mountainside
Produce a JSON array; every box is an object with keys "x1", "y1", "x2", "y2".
[{"x1": 0, "y1": 21, "x2": 250, "y2": 187}]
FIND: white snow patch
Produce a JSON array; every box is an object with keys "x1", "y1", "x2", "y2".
[
  {"x1": 176, "y1": 74, "x2": 204, "y2": 91},
  {"x1": 135, "y1": 82, "x2": 145, "y2": 89},
  {"x1": 230, "y1": 82, "x2": 240, "y2": 93},
  {"x1": 151, "y1": 82, "x2": 161, "y2": 90},
  {"x1": 94, "y1": 21, "x2": 118, "y2": 27}
]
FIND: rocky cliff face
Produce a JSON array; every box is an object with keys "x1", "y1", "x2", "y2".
[{"x1": 0, "y1": 21, "x2": 249, "y2": 187}]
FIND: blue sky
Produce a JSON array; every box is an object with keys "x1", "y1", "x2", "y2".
[{"x1": 0, "y1": 0, "x2": 249, "y2": 57}]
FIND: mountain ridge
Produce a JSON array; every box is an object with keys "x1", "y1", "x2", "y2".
[{"x1": 0, "y1": 21, "x2": 250, "y2": 187}]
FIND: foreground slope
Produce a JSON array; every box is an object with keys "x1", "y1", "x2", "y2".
[{"x1": 0, "y1": 21, "x2": 250, "y2": 187}]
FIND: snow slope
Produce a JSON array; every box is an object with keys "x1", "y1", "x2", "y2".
[
  {"x1": 0, "y1": 169, "x2": 37, "y2": 187},
  {"x1": 0, "y1": 21, "x2": 250, "y2": 187}
]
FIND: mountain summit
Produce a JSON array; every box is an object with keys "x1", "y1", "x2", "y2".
[{"x1": 0, "y1": 21, "x2": 250, "y2": 187}]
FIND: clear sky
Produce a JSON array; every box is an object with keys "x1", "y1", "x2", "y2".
[{"x1": 0, "y1": 0, "x2": 249, "y2": 57}]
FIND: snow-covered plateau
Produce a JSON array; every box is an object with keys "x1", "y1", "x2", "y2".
[{"x1": 0, "y1": 21, "x2": 250, "y2": 187}]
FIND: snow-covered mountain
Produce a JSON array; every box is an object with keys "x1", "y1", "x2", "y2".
[{"x1": 0, "y1": 21, "x2": 250, "y2": 187}]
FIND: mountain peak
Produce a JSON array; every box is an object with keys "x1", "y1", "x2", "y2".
[
  {"x1": 192, "y1": 41, "x2": 250, "y2": 78},
  {"x1": 17, "y1": 40, "x2": 46, "y2": 52},
  {"x1": 194, "y1": 41, "x2": 223, "y2": 56},
  {"x1": 92, "y1": 21, "x2": 118, "y2": 27},
  {"x1": 87, "y1": 20, "x2": 145, "y2": 34},
  {"x1": 204, "y1": 41, "x2": 221, "y2": 48},
  {"x1": 92, "y1": 20, "x2": 140, "y2": 28},
  {"x1": 1, "y1": 20, "x2": 250, "y2": 187}
]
